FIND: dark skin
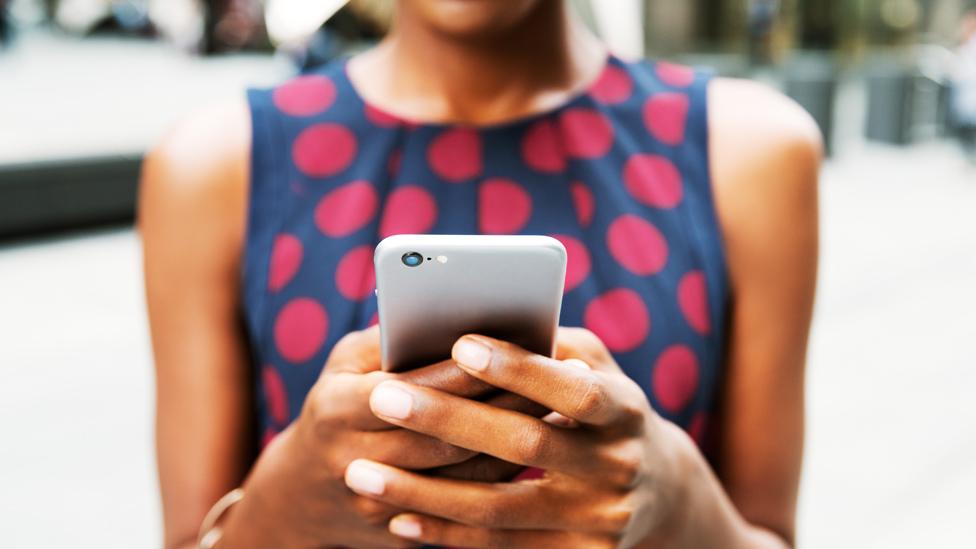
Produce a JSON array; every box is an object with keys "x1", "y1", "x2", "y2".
[{"x1": 141, "y1": 1, "x2": 821, "y2": 547}]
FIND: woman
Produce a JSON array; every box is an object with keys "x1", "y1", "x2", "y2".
[{"x1": 141, "y1": 1, "x2": 820, "y2": 547}]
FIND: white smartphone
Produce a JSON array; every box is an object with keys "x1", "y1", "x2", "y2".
[{"x1": 374, "y1": 234, "x2": 567, "y2": 372}]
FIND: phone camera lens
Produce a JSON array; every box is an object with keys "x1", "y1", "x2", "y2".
[{"x1": 401, "y1": 252, "x2": 424, "y2": 268}]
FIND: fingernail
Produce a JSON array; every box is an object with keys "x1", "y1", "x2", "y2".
[
  {"x1": 453, "y1": 337, "x2": 492, "y2": 371},
  {"x1": 389, "y1": 515, "x2": 422, "y2": 538},
  {"x1": 345, "y1": 460, "x2": 386, "y2": 495},
  {"x1": 370, "y1": 382, "x2": 414, "y2": 420}
]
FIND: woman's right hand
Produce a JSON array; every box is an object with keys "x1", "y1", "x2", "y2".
[{"x1": 219, "y1": 326, "x2": 540, "y2": 548}]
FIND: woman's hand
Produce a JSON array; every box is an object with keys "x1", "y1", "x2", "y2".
[
  {"x1": 343, "y1": 328, "x2": 699, "y2": 548},
  {"x1": 219, "y1": 327, "x2": 544, "y2": 549}
]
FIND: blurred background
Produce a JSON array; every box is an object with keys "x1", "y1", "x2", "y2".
[{"x1": 1, "y1": 0, "x2": 974, "y2": 547}]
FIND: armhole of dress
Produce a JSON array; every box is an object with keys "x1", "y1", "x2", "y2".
[{"x1": 242, "y1": 88, "x2": 282, "y2": 352}]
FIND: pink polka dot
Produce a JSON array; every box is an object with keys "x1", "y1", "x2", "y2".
[
  {"x1": 380, "y1": 185, "x2": 438, "y2": 237},
  {"x1": 336, "y1": 245, "x2": 376, "y2": 301},
  {"x1": 623, "y1": 154, "x2": 683, "y2": 209},
  {"x1": 428, "y1": 129, "x2": 482, "y2": 182},
  {"x1": 314, "y1": 180, "x2": 378, "y2": 237},
  {"x1": 653, "y1": 345, "x2": 700, "y2": 413},
  {"x1": 273, "y1": 75, "x2": 337, "y2": 117},
  {"x1": 521, "y1": 119, "x2": 566, "y2": 173},
  {"x1": 292, "y1": 123, "x2": 358, "y2": 177},
  {"x1": 274, "y1": 298, "x2": 328, "y2": 363},
  {"x1": 551, "y1": 234, "x2": 591, "y2": 292},
  {"x1": 678, "y1": 270, "x2": 711, "y2": 335},
  {"x1": 589, "y1": 64, "x2": 633, "y2": 104},
  {"x1": 607, "y1": 215, "x2": 669, "y2": 276},
  {"x1": 559, "y1": 108, "x2": 614, "y2": 159},
  {"x1": 387, "y1": 149, "x2": 402, "y2": 176},
  {"x1": 368, "y1": 311, "x2": 379, "y2": 327},
  {"x1": 262, "y1": 427, "x2": 280, "y2": 449},
  {"x1": 364, "y1": 102, "x2": 401, "y2": 127},
  {"x1": 688, "y1": 412, "x2": 707, "y2": 446},
  {"x1": 583, "y1": 288, "x2": 650, "y2": 353},
  {"x1": 643, "y1": 93, "x2": 689, "y2": 147},
  {"x1": 479, "y1": 178, "x2": 532, "y2": 234},
  {"x1": 268, "y1": 234, "x2": 303, "y2": 292},
  {"x1": 656, "y1": 61, "x2": 696, "y2": 88},
  {"x1": 570, "y1": 181, "x2": 595, "y2": 227},
  {"x1": 262, "y1": 365, "x2": 289, "y2": 425}
]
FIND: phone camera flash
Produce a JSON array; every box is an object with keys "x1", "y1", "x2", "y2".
[{"x1": 436, "y1": 255, "x2": 448, "y2": 264}]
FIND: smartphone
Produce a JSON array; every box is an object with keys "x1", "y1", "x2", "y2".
[{"x1": 374, "y1": 234, "x2": 567, "y2": 372}]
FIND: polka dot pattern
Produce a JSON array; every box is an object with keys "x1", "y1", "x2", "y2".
[
  {"x1": 293, "y1": 123, "x2": 358, "y2": 177},
  {"x1": 522, "y1": 120, "x2": 566, "y2": 173},
  {"x1": 262, "y1": 365, "x2": 289, "y2": 424},
  {"x1": 643, "y1": 93, "x2": 690, "y2": 146},
  {"x1": 590, "y1": 64, "x2": 634, "y2": 104},
  {"x1": 268, "y1": 234, "x2": 303, "y2": 292},
  {"x1": 551, "y1": 234, "x2": 591, "y2": 293},
  {"x1": 479, "y1": 178, "x2": 532, "y2": 234},
  {"x1": 624, "y1": 154, "x2": 684, "y2": 209},
  {"x1": 570, "y1": 181, "x2": 595, "y2": 227},
  {"x1": 559, "y1": 108, "x2": 614, "y2": 159},
  {"x1": 584, "y1": 288, "x2": 650, "y2": 353},
  {"x1": 273, "y1": 75, "x2": 337, "y2": 116},
  {"x1": 380, "y1": 185, "x2": 438, "y2": 237},
  {"x1": 428, "y1": 128, "x2": 482, "y2": 182},
  {"x1": 274, "y1": 298, "x2": 328, "y2": 363},
  {"x1": 652, "y1": 345, "x2": 700, "y2": 413},
  {"x1": 335, "y1": 245, "x2": 376, "y2": 301},
  {"x1": 248, "y1": 56, "x2": 727, "y2": 456},
  {"x1": 678, "y1": 271, "x2": 711, "y2": 335},
  {"x1": 314, "y1": 180, "x2": 378, "y2": 237},
  {"x1": 364, "y1": 103, "x2": 401, "y2": 127},
  {"x1": 607, "y1": 215, "x2": 669, "y2": 276},
  {"x1": 656, "y1": 61, "x2": 696, "y2": 88}
]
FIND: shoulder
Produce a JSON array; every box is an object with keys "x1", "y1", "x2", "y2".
[
  {"x1": 706, "y1": 78, "x2": 822, "y2": 283},
  {"x1": 708, "y1": 77, "x2": 823, "y2": 190},
  {"x1": 139, "y1": 97, "x2": 251, "y2": 275}
]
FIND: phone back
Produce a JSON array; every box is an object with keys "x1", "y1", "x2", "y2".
[{"x1": 375, "y1": 235, "x2": 567, "y2": 372}]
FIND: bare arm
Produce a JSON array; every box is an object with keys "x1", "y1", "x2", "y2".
[
  {"x1": 703, "y1": 77, "x2": 822, "y2": 546},
  {"x1": 140, "y1": 99, "x2": 253, "y2": 549}
]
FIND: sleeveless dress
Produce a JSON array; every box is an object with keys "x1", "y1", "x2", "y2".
[{"x1": 244, "y1": 54, "x2": 729, "y2": 459}]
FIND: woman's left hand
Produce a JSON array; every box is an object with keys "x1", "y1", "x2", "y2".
[{"x1": 343, "y1": 328, "x2": 697, "y2": 548}]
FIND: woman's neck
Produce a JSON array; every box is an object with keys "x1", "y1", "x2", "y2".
[{"x1": 348, "y1": 2, "x2": 606, "y2": 125}]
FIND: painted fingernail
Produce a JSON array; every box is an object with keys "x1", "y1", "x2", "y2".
[
  {"x1": 370, "y1": 382, "x2": 414, "y2": 420},
  {"x1": 389, "y1": 515, "x2": 422, "y2": 539},
  {"x1": 345, "y1": 460, "x2": 386, "y2": 496},
  {"x1": 453, "y1": 337, "x2": 492, "y2": 371}
]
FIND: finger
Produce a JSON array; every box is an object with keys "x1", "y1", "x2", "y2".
[
  {"x1": 356, "y1": 429, "x2": 476, "y2": 470},
  {"x1": 344, "y1": 459, "x2": 565, "y2": 530},
  {"x1": 369, "y1": 381, "x2": 599, "y2": 477},
  {"x1": 451, "y1": 335, "x2": 638, "y2": 426},
  {"x1": 389, "y1": 513, "x2": 607, "y2": 549},
  {"x1": 340, "y1": 359, "x2": 506, "y2": 431},
  {"x1": 430, "y1": 454, "x2": 525, "y2": 483},
  {"x1": 554, "y1": 327, "x2": 620, "y2": 374},
  {"x1": 323, "y1": 326, "x2": 382, "y2": 375}
]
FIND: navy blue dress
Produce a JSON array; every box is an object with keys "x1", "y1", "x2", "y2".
[{"x1": 244, "y1": 54, "x2": 728, "y2": 457}]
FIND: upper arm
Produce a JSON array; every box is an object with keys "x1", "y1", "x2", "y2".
[
  {"x1": 139, "y1": 98, "x2": 253, "y2": 549},
  {"x1": 708, "y1": 78, "x2": 822, "y2": 544}
]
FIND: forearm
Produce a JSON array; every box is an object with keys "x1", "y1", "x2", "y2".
[{"x1": 643, "y1": 424, "x2": 792, "y2": 549}]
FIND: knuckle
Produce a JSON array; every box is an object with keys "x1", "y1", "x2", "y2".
[
  {"x1": 351, "y1": 495, "x2": 394, "y2": 526},
  {"x1": 474, "y1": 493, "x2": 511, "y2": 528},
  {"x1": 604, "y1": 444, "x2": 645, "y2": 488},
  {"x1": 514, "y1": 422, "x2": 553, "y2": 464},
  {"x1": 573, "y1": 375, "x2": 609, "y2": 421}
]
